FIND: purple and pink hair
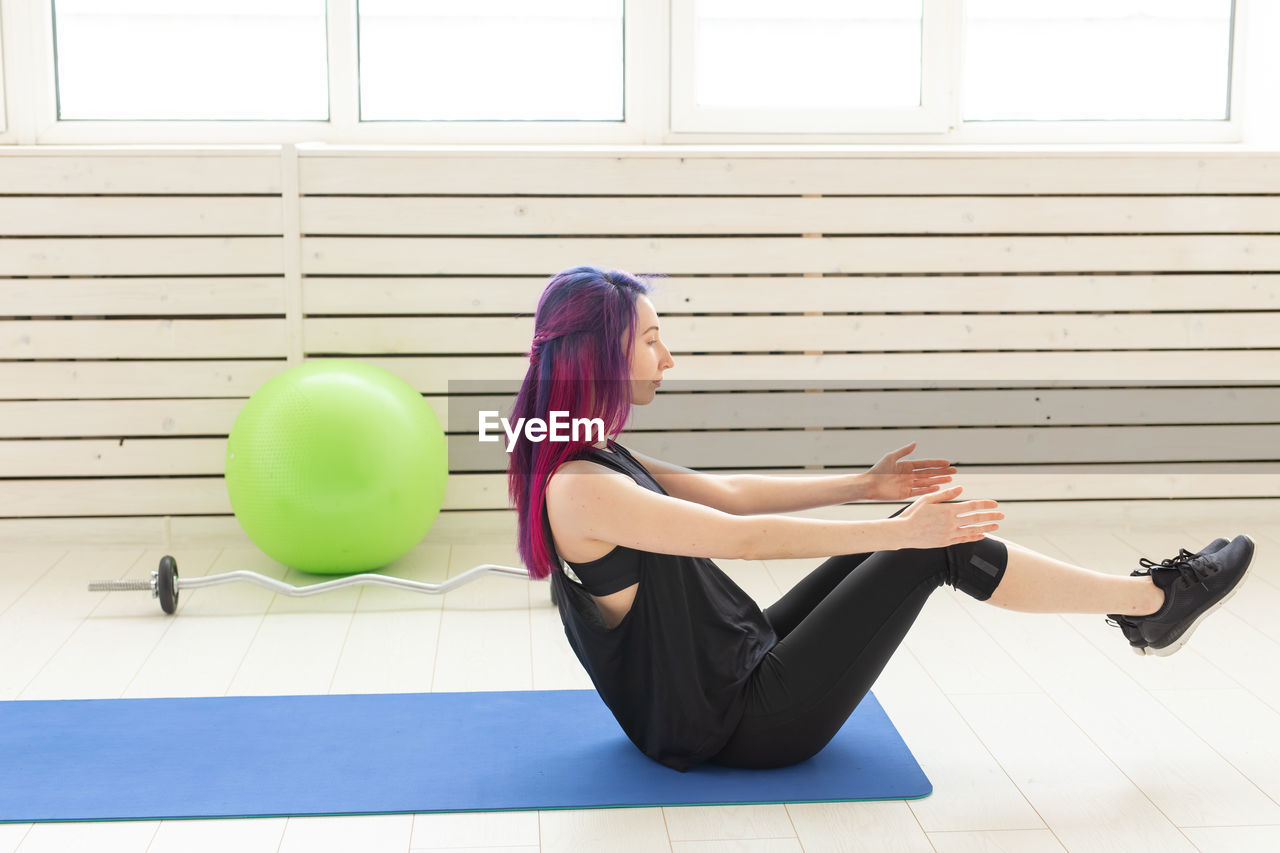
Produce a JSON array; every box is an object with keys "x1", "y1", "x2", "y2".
[{"x1": 507, "y1": 265, "x2": 658, "y2": 580}]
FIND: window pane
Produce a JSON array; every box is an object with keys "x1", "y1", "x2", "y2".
[
  {"x1": 964, "y1": 0, "x2": 1233, "y2": 121},
  {"x1": 54, "y1": 0, "x2": 328, "y2": 121},
  {"x1": 694, "y1": 0, "x2": 922, "y2": 110},
  {"x1": 359, "y1": 0, "x2": 623, "y2": 121}
]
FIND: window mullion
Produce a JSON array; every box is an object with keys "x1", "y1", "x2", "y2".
[
  {"x1": 628, "y1": 0, "x2": 668, "y2": 144},
  {"x1": 1231, "y1": 0, "x2": 1255, "y2": 140},
  {"x1": 2, "y1": 0, "x2": 54, "y2": 145},
  {"x1": 919, "y1": 0, "x2": 952, "y2": 133},
  {"x1": 944, "y1": 0, "x2": 966, "y2": 134},
  {"x1": 326, "y1": 0, "x2": 358, "y2": 137},
  {"x1": 0, "y1": 3, "x2": 7, "y2": 134}
]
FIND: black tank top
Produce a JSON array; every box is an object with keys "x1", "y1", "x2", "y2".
[
  {"x1": 542, "y1": 441, "x2": 778, "y2": 772},
  {"x1": 560, "y1": 523, "x2": 639, "y2": 595}
]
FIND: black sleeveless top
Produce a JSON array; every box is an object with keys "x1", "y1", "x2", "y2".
[
  {"x1": 560, "y1": 522, "x2": 640, "y2": 596},
  {"x1": 542, "y1": 441, "x2": 778, "y2": 772}
]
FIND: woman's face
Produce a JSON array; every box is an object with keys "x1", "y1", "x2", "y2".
[{"x1": 629, "y1": 295, "x2": 674, "y2": 404}]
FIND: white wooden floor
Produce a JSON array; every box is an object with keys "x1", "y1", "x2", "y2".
[{"x1": 2, "y1": 499, "x2": 1279, "y2": 853}]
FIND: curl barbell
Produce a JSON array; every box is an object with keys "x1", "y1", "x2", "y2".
[{"x1": 88, "y1": 555, "x2": 534, "y2": 615}]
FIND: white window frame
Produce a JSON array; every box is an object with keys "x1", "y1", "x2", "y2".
[
  {"x1": 0, "y1": 7, "x2": 6, "y2": 134},
  {"x1": 670, "y1": 0, "x2": 953, "y2": 135},
  {"x1": 0, "y1": 0, "x2": 665, "y2": 145},
  {"x1": 944, "y1": 0, "x2": 1246, "y2": 145},
  {"x1": 0, "y1": 0, "x2": 1261, "y2": 146},
  {"x1": 666, "y1": 0, "x2": 1246, "y2": 144}
]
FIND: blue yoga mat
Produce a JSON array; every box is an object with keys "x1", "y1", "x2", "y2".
[{"x1": 0, "y1": 689, "x2": 930, "y2": 823}]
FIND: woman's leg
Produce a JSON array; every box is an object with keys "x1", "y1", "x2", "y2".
[
  {"x1": 710, "y1": 531, "x2": 1175, "y2": 769},
  {"x1": 762, "y1": 505, "x2": 910, "y2": 641},
  {"x1": 710, "y1": 536, "x2": 1009, "y2": 769},
  {"x1": 762, "y1": 552, "x2": 874, "y2": 641},
  {"x1": 982, "y1": 533, "x2": 1164, "y2": 615}
]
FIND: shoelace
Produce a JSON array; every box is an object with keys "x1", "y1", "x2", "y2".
[
  {"x1": 1108, "y1": 547, "x2": 1209, "y2": 631},
  {"x1": 1135, "y1": 547, "x2": 1207, "y2": 588}
]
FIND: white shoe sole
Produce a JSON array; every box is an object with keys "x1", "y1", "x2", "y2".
[{"x1": 1136, "y1": 534, "x2": 1256, "y2": 658}]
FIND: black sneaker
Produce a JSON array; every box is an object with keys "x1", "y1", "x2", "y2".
[
  {"x1": 1105, "y1": 538, "x2": 1228, "y2": 653},
  {"x1": 1107, "y1": 535, "x2": 1255, "y2": 657}
]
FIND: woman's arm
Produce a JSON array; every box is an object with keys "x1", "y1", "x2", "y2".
[
  {"x1": 721, "y1": 471, "x2": 870, "y2": 515},
  {"x1": 624, "y1": 446, "x2": 870, "y2": 515},
  {"x1": 622, "y1": 442, "x2": 955, "y2": 516},
  {"x1": 547, "y1": 461, "x2": 998, "y2": 561},
  {"x1": 546, "y1": 461, "x2": 901, "y2": 561}
]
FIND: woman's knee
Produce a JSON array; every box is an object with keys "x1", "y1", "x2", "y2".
[{"x1": 946, "y1": 535, "x2": 1009, "y2": 601}]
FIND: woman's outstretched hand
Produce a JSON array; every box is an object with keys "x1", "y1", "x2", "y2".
[
  {"x1": 863, "y1": 441, "x2": 958, "y2": 502},
  {"x1": 894, "y1": 485, "x2": 1003, "y2": 548}
]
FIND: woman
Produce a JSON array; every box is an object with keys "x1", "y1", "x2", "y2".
[{"x1": 506, "y1": 265, "x2": 1256, "y2": 773}]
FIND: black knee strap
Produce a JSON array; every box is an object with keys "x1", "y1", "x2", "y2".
[
  {"x1": 883, "y1": 503, "x2": 1009, "y2": 600},
  {"x1": 948, "y1": 537, "x2": 1008, "y2": 601}
]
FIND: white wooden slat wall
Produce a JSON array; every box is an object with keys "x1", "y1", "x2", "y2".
[
  {"x1": 2, "y1": 146, "x2": 1278, "y2": 548},
  {"x1": 0, "y1": 150, "x2": 288, "y2": 544}
]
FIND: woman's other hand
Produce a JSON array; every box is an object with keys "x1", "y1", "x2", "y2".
[{"x1": 864, "y1": 441, "x2": 958, "y2": 502}]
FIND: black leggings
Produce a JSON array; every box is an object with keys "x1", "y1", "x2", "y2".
[{"x1": 707, "y1": 505, "x2": 1009, "y2": 769}]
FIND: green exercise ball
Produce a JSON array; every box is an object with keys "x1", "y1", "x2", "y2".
[{"x1": 225, "y1": 359, "x2": 447, "y2": 575}]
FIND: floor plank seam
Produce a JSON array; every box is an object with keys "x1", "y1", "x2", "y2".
[
  {"x1": 935, "y1": 596, "x2": 1189, "y2": 844},
  {"x1": 899, "y1": 645, "x2": 1059, "y2": 843}
]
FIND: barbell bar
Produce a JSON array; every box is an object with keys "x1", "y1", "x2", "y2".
[{"x1": 89, "y1": 555, "x2": 535, "y2": 615}]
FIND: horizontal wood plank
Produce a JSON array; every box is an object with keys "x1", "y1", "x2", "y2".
[
  {"x1": 455, "y1": 425, "x2": 1280, "y2": 472},
  {"x1": 0, "y1": 511, "x2": 514, "y2": 548},
  {"x1": 0, "y1": 515, "x2": 174, "y2": 547},
  {"x1": 302, "y1": 236, "x2": 1280, "y2": 275},
  {"x1": 305, "y1": 313, "x2": 1280, "y2": 355},
  {"x1": 0, "y1": 360, "x2": 285, "y2": 400},
  {"x1": 0, "y1": 237, "x2": 284, "y2": 276},
  {"x1": 349, "y1": 351, "x2": 1280, "y2": 386},
  {"x1": 0, "y1": 152, "x2": 282, "y2": 194},
  {"x1": 302, "y1": 195, "x2": 1280, "y2": 236},
  {"x1": 1, "y1": 319, "x2": 287, "y2": 359},
  {"x1": 0, "y1": 511, "x2": 515, "y2": 548},
  {"x1": 302, "y1": 274, "x2": 1280, "y2": 315},
  {"x1": 7, "y1": 272, "x2": 1269, "y2": 318},
  {"x1": 1, "y1": 438, "x2": 225, "y2": 476},
  {"x1": 5, "y1": 351, "x2": 1277, "y2": 400},
  {"x1": 0, "y1": 477, "x2": 233, "y2": 516},
  {"x1": 3, "y1": 467, "x2": 1278, "y2": 516},
  {"x1": 0, "y1": 474, "x2": 491, "y2": 516},
  {"x1": 3, "y1": 386, "x2": 1273, "y2": 439},
  {"x1": 5, "y1": 426, "x2": 1274, "y2": 477},
  {"x1": 2, "y1": 497, "x2": 1277, "y2": 548},
  {"x1": 298, "y1": 153, "x2": 1280, "y2": 195},
  {"x1": 0, "y1": 197, "x2": 282, "y2": 236},
  {"x1": 456, "y1": 387, "x2": 1280, "y2": 433},
  {"x1": 401, "y1": 467, "x2": 1280, "y2": 506},
  {"x1": 0, "y1": 278, "x2": 286, "y2": 317},
  {"x1": 0, "y1": 399, "x2": 247, "y2": 437}
]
